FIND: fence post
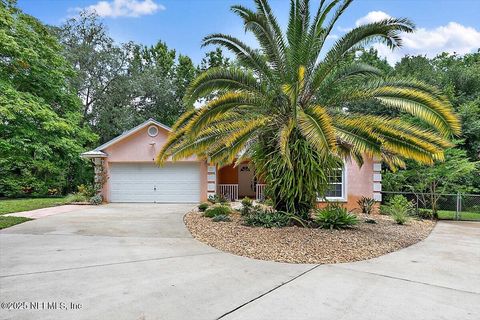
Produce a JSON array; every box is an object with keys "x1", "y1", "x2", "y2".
[{"x1": 456, "y1": 192, "x2": 461, "y2": 221}]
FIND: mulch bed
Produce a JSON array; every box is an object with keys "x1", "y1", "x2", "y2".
[{"x1": 184, "y1": 210, "x2": 435, "y2": 264}]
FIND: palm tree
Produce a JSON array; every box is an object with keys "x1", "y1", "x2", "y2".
[{"x1": 158, "y1": 0, "x2": 460, "y2": 216}]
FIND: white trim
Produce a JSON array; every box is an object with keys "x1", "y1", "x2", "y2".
[
  {"x1": 80, "y1": 150, "x2": 107, "y2": 158},
  {"x1": 92, "y1": 119, "x2": 172, "y2": 152},
  {"x1": 318, "y1": 162, "x2": 348, "y2": 202}
]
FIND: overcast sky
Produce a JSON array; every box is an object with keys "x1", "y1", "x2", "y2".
[{"x1": 18, "y1": 0, "x2": 480, "y2": 65}]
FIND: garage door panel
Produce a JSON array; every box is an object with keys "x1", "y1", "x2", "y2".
[{"x1": 109, "y1": 163, "x2": 201, "y2": 203}]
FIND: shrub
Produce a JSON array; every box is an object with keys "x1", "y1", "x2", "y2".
[
  {"x1": 383, "y1": 195, "x2": 411, "y2": 224},
  {"x1": 418, "y1": 209, "x2": 433, "y2": 220},
  {"x1": 204, "y1": 204, "x2": 231, "y2": 218},
  {"x1": 314, "y1": 203, "x2": 358, "y2": 230},
  {"x1": 390, "y1": 210, "x2": 409, "y2": 225},
  {"x1": 357, "y1": 197, "x2": 375, "y2": 214},
  {"x1": 239, "y1": 197, "x2": 254, "y2": 216},
  {"x1": 89, "y1": 194, "x2": 103, "y2": 205},
  {"x1": 208, "y1": 194, "x2": 228, "y2": 204},
  {"x1": 244, "y1": 207, "x2": 291, "y2": 228},
  {"x1": 241, "y1": 197, "x2": 253, "y2": 207},
  {"x1": 65, "y1": 193, "x2": 88, "y2": 203},
  {"x1": 212, "y1": 214, "x2": 231, "y2": 222},
  {"x1": 198, "y1": 202, "x2": 210, "y2": 212},
  {"x1": 77, "y1": 184, "x2": 95, "y2": 197}
]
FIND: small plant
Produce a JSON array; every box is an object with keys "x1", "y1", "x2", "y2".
[
  {"x1": 357, "y1": 197, "x2": 375, "y2": 214},
  {"x1": 365, "y1": 218, "x2": 377, "y2": 224},
  {"x1": 314, "y1": 203, "x2": 358, "y2": 230},
  {"x1": 204, "y1": 204, "x2": 231, "y2": 218},
  {"x1": 390, "y1": 210, "x2": 409, "y2": 225},
  {"x1": 47, "y1": 188, "x2": 60, "y2": 196},
  {"x1": 383, "y1": 195, "x2": 411, "y2": 224},
  {"x1": 77, "y1": 184, "x2": 95, "y2": 197},
  {"x1": 198, "y1": 202, "x2": 210, "y2": 212},
  {"x1": 208, "y1": 194, "x2": 228, "y2": 204},
  {"x1": 65, "y1": 193, "x2": 88, "y2": 203},
  {"x1": 239, "y1": 197, "x2": 254, "y2": 216},
  {"x1": 417, "y1": 209, "x2": 433, "y2": 220},
  {"x1": 212, "y1": 214, "x2": 231, "y2": 222},
  {"x1": 241, "y1": 197, "x2": 253, "y2": 207},
  {"x1": 89, "y1": 194, "x2": 103, "y2": 205},
  {"x1": 244, "y1": 207, "x2": 290, "y2": 228}
]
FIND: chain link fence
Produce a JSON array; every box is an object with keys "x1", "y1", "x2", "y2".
[{"x1": 381, "y1": 191, "x2": 480, "y2": 221}]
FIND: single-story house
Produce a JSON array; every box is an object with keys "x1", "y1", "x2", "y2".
[{"x1": 81, "y1": 119, "x2": 382, "y2": 209}]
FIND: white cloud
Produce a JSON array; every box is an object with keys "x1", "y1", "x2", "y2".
[
  {"x1": 355, "y1": 11, "x2": 391, "y2": 26},
  {"x1": 81, "y1": 0, "x2": 164, "y2": 18},
  {"x1": 353, "y1": 11, "x2": 480, "y2": 65}
]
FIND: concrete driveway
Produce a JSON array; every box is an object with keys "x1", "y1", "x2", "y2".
[{"x1": 0, "y1": 204, "x2": 479, "y2": 320}]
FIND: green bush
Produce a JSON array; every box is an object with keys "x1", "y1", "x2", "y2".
[
  {"x1": 77, "y1": 184, "x2": 95, "y2": 198},
  {"x1": 89, "y1": 194, "x2": 103, "y2": 205},
  {"x1": 239, "y1": 197, "x2": 254, "y2": 216},
  {"x1": 383, "y1": 195, "x2": 412, "y2": 224},
  {"x1": 204, "y1": 204, "x2": 232, "y2": 218},
  {"x1": 314, "y1": 203, "x2": 358, "y2": 230},
  {"x1": 418, "y1": 209, "x2": 433, "y2": 219},
  {"x1": 65, "y1": 193, "x2": 88, "y2": 203},
  {"x1": 241, "y1": 197, "x2": 253, "y2": 207},
  {"x1": 198, "y1": 202, "x2": 210, "y2": 212},
  {"x1": 243, "y1": 205, "x2": 290, "y2": 228},
  {"x1": 357, "y1": 196, "x2": 375, "y2": 214},
  {"x1": 208, "y1": 194, "x2": 228, "y2": 204},
  {"x1": 212, "y1": 214, "x2": 231, "y2": 222}
]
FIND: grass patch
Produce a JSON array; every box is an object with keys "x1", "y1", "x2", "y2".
[
  {"x1": 437, "y1": 210, "x2": 480, "y2": 221},
  {"x1": 0, "y1": 197, "x2": 68, "y2": 215},
  {"x1": 0, "y1": 216, "x2": 33, "y2": 229}
]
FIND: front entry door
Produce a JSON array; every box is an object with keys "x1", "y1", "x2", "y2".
[{"x1": 238, "y1": 164, "x2": 255, "y2": 197}]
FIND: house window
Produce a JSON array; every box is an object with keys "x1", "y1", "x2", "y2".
[
  {"x1": 148, "y1": 125, "x2": 159, "y2": 137},
  {"x1": 325, "y1": 167, "x2": 345, "y2": 200}
]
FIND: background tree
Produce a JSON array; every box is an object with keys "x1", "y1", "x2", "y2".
[
  {"x1": 0, "y1": 1, "x2": 96, "y2": 197},
  {"x1": 383, "y1": 147, "x2": 478, "y2": 216},
  {"x1": 56, "y1": 13, "x2": 198, "y2": 143}
]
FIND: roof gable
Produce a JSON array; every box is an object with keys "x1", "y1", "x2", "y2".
[
  {"x1": 81, "y1": 119, "x2": 171, "y2": 158},
  {"x1": 95, "y1": 119, "x2": 171, "y2": 151}
]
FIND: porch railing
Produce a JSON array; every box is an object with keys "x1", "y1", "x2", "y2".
[
  {"x1": 217, "y1": 184, "x2": 238, "y2": 201},
  {"x1": 256, "y1": 184, "x2": 266, "y2": 201}
]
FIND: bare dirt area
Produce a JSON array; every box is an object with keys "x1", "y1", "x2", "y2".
[{"x1": 184, "y1": 211, "x2": 435, "y2": 264}]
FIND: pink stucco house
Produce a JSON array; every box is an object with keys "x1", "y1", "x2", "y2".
[{"x1": 82, "y1": 119, "x2": 382, "y2": 209}]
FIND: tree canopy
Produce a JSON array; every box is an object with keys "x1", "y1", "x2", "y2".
[{"x1": 0, "y1": 1, "x2": 96, "y2": 197}]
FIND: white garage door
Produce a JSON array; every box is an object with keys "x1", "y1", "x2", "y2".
[{"x1": 109, "y1": 163, "x2": 201, "y2": 203}]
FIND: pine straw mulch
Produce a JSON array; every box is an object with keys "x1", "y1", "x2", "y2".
[{"x1": 184, "y1": 210, "x2": 435, "y2": 264}]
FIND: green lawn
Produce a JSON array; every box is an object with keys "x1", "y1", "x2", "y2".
[
  {"x1": 437, "y1": 210, "x2": 480, "y2": 221},
  {"x1": 0, "y1": 216, "x2": 33, "y2": 229},
  {"x1": 0, "y1": 197, "x2": 68, "y2": 215}
]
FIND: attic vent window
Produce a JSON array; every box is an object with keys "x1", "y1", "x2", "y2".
[{"x1": 148, "y1": 125, "x2": 159, "y2": 137}]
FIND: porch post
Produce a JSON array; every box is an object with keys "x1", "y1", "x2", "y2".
[{"x1": 207, "y1": 163, "x2": 217, "y2": 200}]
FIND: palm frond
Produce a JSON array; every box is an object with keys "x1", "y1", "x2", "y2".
[
  {"x1": 231, "y1": 5, "x2": 286, "y2": 74},
  {"x1": 371, "y1": 86, "x2": 461, "y2": 136},
  {"x1": 297, "y1": 105, "x2": 337, "y2": 154},
  {"x1": 202, "y1": 33, "x2": 274, "y2": 82},
  {"x1": 184, "y1": 67, "x2": 265, "y2": 106},
  {"x1": 184, "y1": 92, "x2": 263, "y2": 136}
]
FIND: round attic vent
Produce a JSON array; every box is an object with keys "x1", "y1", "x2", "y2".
[{"x1": 148, "y1": 125, "x2": 159, "y2": 137}]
